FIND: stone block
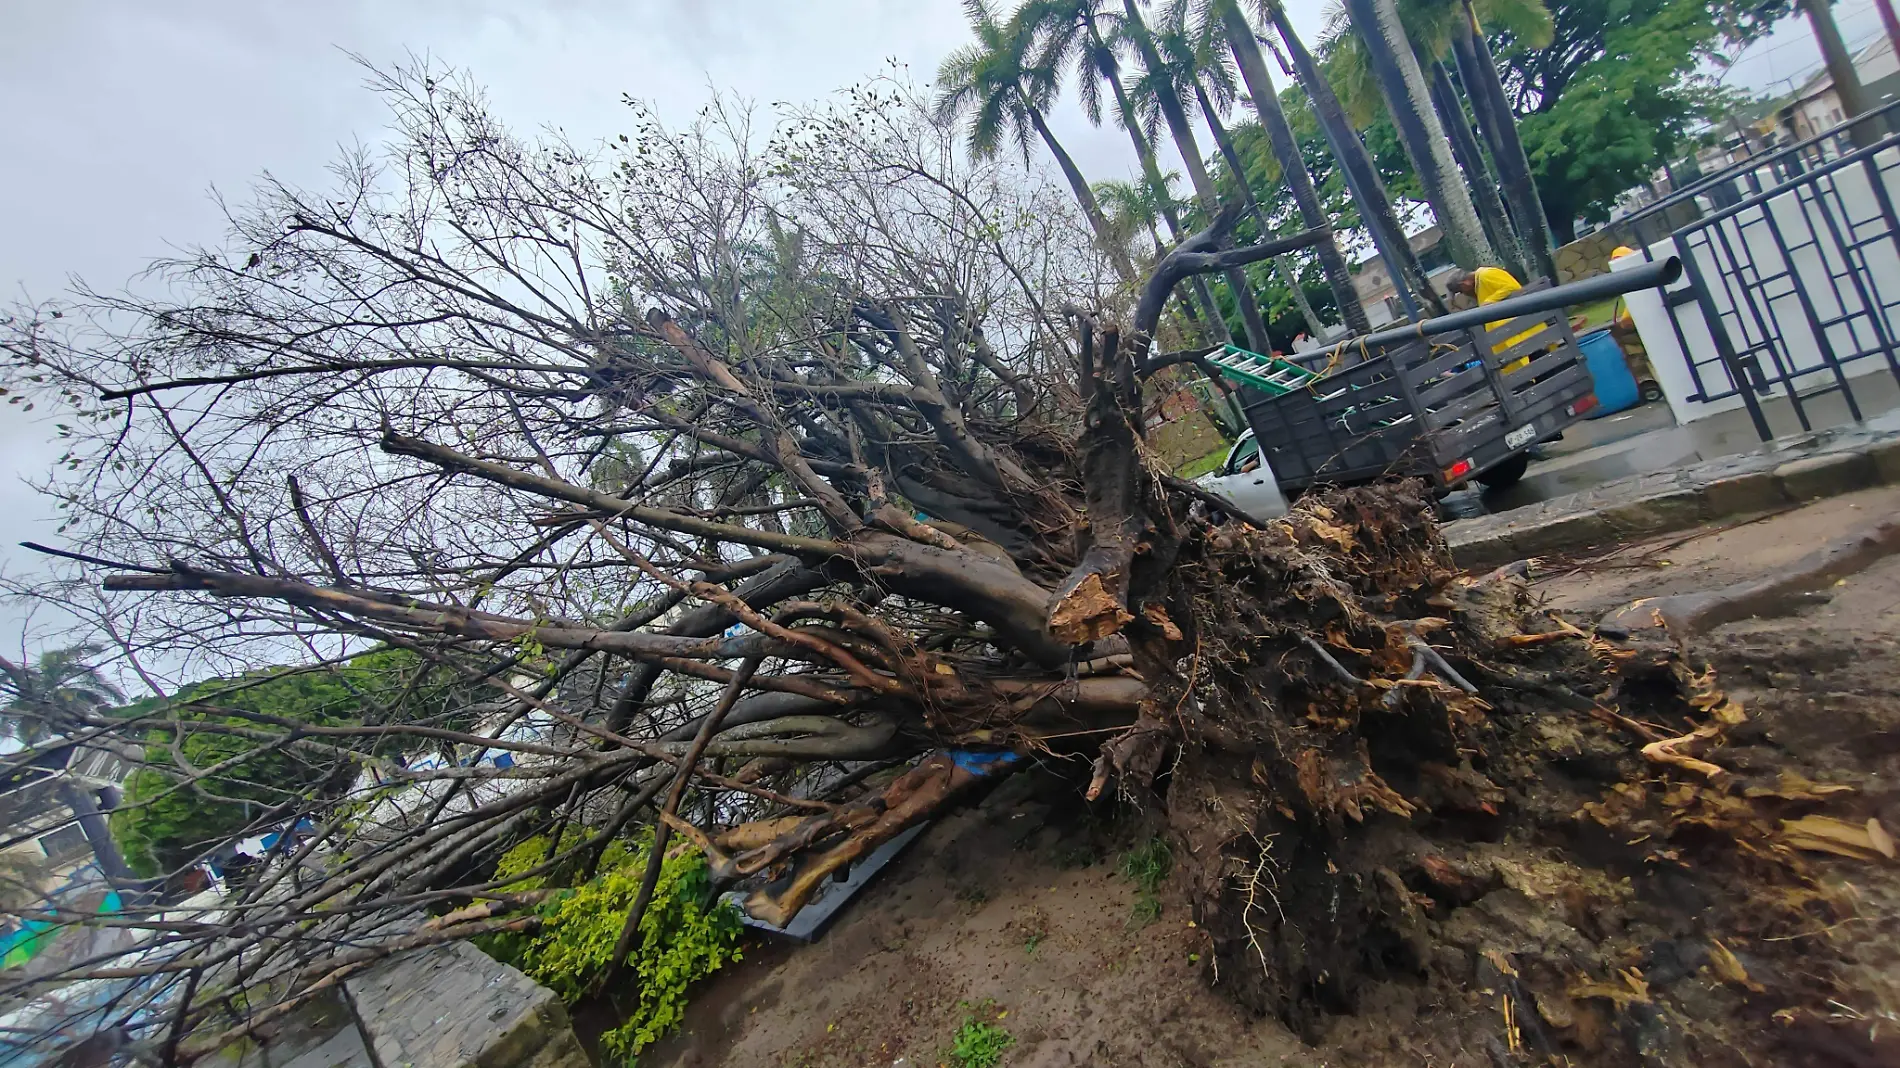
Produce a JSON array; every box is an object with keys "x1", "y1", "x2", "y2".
[
  {"x1": 1774, "y1": 451, "x2": 1874, "y2": 502},
  {"x1": 1698, "y1": 469, "x2": 1787, "y2": 518},
  {"x1": 1505, "y1": 509, "x2": 1616, "y2": 556},
  {"x1": 1448, "y1": 530, "x2": 1520, "y2": 571},
  {"x1": 1597, "y1": 489, "x2": 1704, "y2": 536},
  {"x1": 1866, "y1": 436, "x2": 1900, "y2": 485}
]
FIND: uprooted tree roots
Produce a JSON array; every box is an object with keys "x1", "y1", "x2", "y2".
[{"x1": 1080, "y1": 481, "x2": 1892, "y2": 1064}]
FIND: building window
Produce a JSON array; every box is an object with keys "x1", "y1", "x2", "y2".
[
  {"x1": 1831, "y1": 108, "x2": 1844, "y2": 123},
  {"x1": 37, "y1": 824, "x2": 89, "y2": 860}
]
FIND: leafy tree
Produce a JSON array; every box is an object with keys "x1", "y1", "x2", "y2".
[
  {"x1": 109, "y1": 648, "x2": 456, "y2": 877},
  {"x1": 1512, "y1": 0, "x2": 1740, "y2": 240}
]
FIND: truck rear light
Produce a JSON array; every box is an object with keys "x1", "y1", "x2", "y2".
[
  {"x1": 1443, "y1": 458, "x2": 1474, "y2": 482},
  {"x1": 1565, "y1": 394, "x2": 1598, "y2": 417}
]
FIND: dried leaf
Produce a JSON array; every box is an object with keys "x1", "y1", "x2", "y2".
[
  {"x1": 1745, "y1": 771, "x2": 1855, "y2": 801},
  {"x1": 1708, "y1": 939, "x2": 1765, "y2": 992},
  {"x1": 1779, "y1": 815, "x2": 1896, "y2": 862},
  {"x1": 1569, "y1": 968, "x2": 1650, "y2": 1006},
  {"x1": 1307, "y1": 519, "x2": 1357, "y2": 552}
]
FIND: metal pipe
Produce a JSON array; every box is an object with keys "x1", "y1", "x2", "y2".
[{"x1": 1331, "y1": 256, "x2": 1683, "y2": 355}]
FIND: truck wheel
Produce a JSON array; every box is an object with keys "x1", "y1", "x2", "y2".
[
  {"x1": 1477, "y1": 452, "x2": 1531, "y2": 490},
  {"x1": 1639, "y1": 380, "x2": 1664, "y2": 404}
]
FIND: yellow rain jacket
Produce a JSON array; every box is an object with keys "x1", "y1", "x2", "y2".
[{"x1": 1474, "y1": 266, "x2": 1538, "y2": 371}]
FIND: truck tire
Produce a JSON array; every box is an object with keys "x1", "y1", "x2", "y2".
[{"x1": 1477, "y1": 452, "x2": 1531, "y2": 490}]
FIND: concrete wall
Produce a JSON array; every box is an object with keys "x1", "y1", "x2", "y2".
[{"x1": 1617, "y1": 143, "x2": 1900, "y2": 426}]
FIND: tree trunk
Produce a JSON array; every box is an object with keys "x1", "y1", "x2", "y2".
[
  {"x1": 1429, "y1": 60, "x2": 1523, "y2": 278},
  {"x1": 1271, "y1": 256, "x2": 1324, "y2": 337},
  {"x1": 1801, "y1": 0, "x2": 1880, "y2": 148},
  {"x1": 1219, "y1": 0, "x2": 1369, "y2": 334},
  {"x1": 1342, "y1": 0, "x2": 1495, "y2": 269},
  {"x1": 1088, "y1": 12, "x2": 1234, "y2": 345},
  {"x1": 1451, "y1": 4, "x2": 1558, "y2": 282},
  {"x1": 1022, "y1": 92, "x2": 1143, "y2": 285},
  {"x1": 1262, "y1": 1, "x2": 1445, "y2": 317},
  {"x1": 1121, "y1": 0, "x2": 1275, "y2": 354},
  {"x1": 1197, "y1": 81, "x2": 1321, "y2": 340}
]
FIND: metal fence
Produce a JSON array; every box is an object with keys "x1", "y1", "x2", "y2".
[
  {"x1": 1618, "y1": 100, "x2": 1900, "y2": 250},
  {"x1": 1636, "y1": 127, "x2": 1900, "y2": 440}
]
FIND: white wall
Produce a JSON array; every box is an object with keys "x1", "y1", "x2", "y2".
[{"x1": 1617, "y1": 143, "x2": 1900, "y2": 424}]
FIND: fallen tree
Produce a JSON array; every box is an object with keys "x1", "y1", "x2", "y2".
[{"x1": 1, "y1": 62, "x2": 1886, "y2": 1067}]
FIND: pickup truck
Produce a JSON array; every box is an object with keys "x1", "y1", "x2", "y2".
[
  {"x1": 1238, "y1": 283, "x2": 1599, "y2": 496},
  {"x1": 1195, "y1": 429, "x2": 1291, "y2": 520}
]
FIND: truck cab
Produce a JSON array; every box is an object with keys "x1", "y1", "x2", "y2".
[{"x1": 1195, "y1": 429, "x2": 1289, "y2": 521}]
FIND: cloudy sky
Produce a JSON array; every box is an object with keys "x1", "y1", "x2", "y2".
[{"x1": 0, "y1": 0, "x2": 1880, "y2": 654}]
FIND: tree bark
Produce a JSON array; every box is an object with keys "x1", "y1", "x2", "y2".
[
  {"x1": 1121, "y1": 0, "x2": 1275, "y2": 354},
  {"x1": 1023, "y1": 93, "x2": 1143, "y2": 284},
  {"x1": 1452, "y1": 5, "x2": 1558, "y2": 282},
  {"x1": 1197, "y1": 83, "x2": 1320, "y2": 338},
  {"x1": 1262, "y1": 2, "x2": 1446, "y2": 317},
  {"x1": 1085, "y1": 11, "x2": 1233, "y2": 344},
  {"x1": 1218, "y1": 0, "x2": 1369, "y2": 334},
  {"x1": 1428, "y1": 60, "x2": 1524, "y2": 278},
  {"x1": 1342, "y1": 0, "x2": 1496, "y2": 269}
]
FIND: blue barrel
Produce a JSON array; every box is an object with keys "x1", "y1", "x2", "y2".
[{"x1": 1576, "y1": 328, "x2": 1639, "y2": 417}]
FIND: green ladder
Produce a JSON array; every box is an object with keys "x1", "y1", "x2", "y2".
[{"x1": 1207, "y1": 344, "x2": 1318, "y2": 394}]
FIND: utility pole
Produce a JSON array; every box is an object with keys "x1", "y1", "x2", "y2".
[
  {"x1": 1873, "y1": 0, "x2": 1900, "y2": 70},
  {"x1": 1800, "y1": 0, "x2": 1878, "y2": 147}
]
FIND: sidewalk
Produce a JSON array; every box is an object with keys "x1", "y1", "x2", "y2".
[
  {"x1": 1445, "y1": 407, "x2": 1900, "y2": 568},
  {"x1": 1482, "y1": 371, "x2": 1900, "y2": 511}
]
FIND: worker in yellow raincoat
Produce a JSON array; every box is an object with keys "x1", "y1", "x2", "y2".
[{"x1": 1450, "y1": 266, "x2": 1538, "y2": 371}]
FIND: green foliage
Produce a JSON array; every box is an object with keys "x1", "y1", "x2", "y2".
[
  {"x1": 947, "y1": 1003, "x2": 1015, "y2": 1068},
  {"x1": 1514, "y1": 0, "x2": 1738, "y2": 238},
  {"x1": 1120, "y1": 836, "x2": 1172, "y2": 927},
  {"x1": 482, "y1": 832, "x2": 744, "y2": 1064},
  {"x1": 110, "y1": 648, "x2": 456, "y2": 877}
]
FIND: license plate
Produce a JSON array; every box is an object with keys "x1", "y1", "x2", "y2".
[{"x1": 1504, "y1": 424, "x2": 1537, "y2": 449}]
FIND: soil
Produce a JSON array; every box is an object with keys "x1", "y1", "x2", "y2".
[{"x1": 638, "y1": 492, "x2": 1900, "y2": 1068}]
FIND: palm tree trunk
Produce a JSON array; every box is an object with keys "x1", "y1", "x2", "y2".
[
  {"x1": 1341, "y1": 0, "x2": 1495, "y2": 269},
  {"x1": 1021, "y1": 93, "x2": 1142, "y2": 285},
  {"x1": 1092, "y1": 31, "x2": 1232, "y2": 344},
  {"x1": 1194, "y1": 81, "x2": 1324, "y2": 338},
  {"x1": 1261, "y1": 2, "x2": 1445, "y2": 317},
  {"x1": 1272, "y1": 257, "x2": 1324, "y2": 337},
  {"x1": 1428, "y1": 60, "x2": 1523, "y2": 277},
  {"x1": 1218, "y1": 0, "x2": 1369, "y2": 334},
  {"x1": 1120, "y1": 0, "x2": 1275, "y2": 355},
  {"x1": 1451, "y1": 3, "x2": 1557, "y2": 282}
]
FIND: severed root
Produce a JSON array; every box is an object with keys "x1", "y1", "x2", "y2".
[{"x1": 727, "y1": 750, "x2": 1021, "y2": 926}]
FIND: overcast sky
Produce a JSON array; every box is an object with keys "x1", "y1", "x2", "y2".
[{"x1": 0, "y1": 0, "x2": 1874, "y2": 656}]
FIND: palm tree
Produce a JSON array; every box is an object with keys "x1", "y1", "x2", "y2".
[
  {"x1": 1025, "y1": 0, "x2": 1235, "y2": 342},
  {"x1": 1450, "y1": 0, "x2": 1557, "y2": 281},
  {"x1": 1189, "y1": 79, "x2": 1327, "y2": 337},
  {"x1": 1324, "y1": 0, "x2": 1557, "y2": 280},
  {"x1": 1205, "y1": 0, "x2": 1370, "y2": 334},
  {"x1": 0, "y1": 645, "x2": 134, "y2": 885},
  {"x1": 0, "y1": 645, "x2": 122, "y2": 745},
  {"x1": 1117, "y1": 0, "x2": 1277, "y2": 353},
  {"x1": 1256, "y1": 2, "x2": 1446, "y2": 315},
  {"x1": 1094, "y1": 174, "x2": 1173, "y2": 263},
  {"x1": 937, "y1": 0, "x2": 1141, "y2": 285},
  {"x1": 1426, "y1": 58, "x2": 1525, "y2": 276}
]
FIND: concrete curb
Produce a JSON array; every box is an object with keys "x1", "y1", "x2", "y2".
[{"x1": 1445, "y1": 422, "x2": 1900, "y2": 569}]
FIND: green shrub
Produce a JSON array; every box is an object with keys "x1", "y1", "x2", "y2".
[
  {"x1": 947, "y1": 1003, "x2": 1014, "y2": 1068},
  {"x1": 1119, "y1": 836, "x2": 1172, "y2": 927},
  {"x1": 483, "y1": 832, "x2": 743, "y2": 1064}
]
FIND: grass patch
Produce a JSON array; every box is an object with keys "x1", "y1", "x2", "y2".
[
  {"x1": 1569, "y1": 296, "x2": 1621, "y2": 330},
  {"x1": 1119, "y1": 836, "x2": 1172, "y2": 927},
  {"x1": 1175, "y1": 446, "x2": 1227, "y2": 480},
  {"x1": 947, "y1": 1002, "x2": 1015, "y2": 1068}
]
